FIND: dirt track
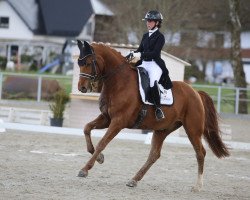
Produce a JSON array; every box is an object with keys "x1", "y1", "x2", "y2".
[{"x1": 0, "y1": 117, "x2": 250, "y2": 200}]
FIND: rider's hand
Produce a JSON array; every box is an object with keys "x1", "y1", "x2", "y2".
[
  {"x1": 133, "y1": 52, "x2": 141, "y2": 58},
  {"x1": 125, "y1": 52, "x2": 133, "y2": 60}
]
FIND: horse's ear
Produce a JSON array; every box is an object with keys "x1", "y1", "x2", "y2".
[
  {"x1": 77, "y1": 40, "x2": 83, "y2": 50},
  {"x1": 77, "y1": 40, "x2": 85, "y2": 58},
  {"x1": 83, "y1": 41, "x2": 93, "y2": 54},
  {"x1": 84, "y1": 40, "x2": 89, "y2": 47}
]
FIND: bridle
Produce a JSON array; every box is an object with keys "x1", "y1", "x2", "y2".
[
  {"x1": 78, "y1": 47, "x2": 129, "y2": 83},
  {"x1": 78, "y1": 48, "x2": 101, "y2": 82}
]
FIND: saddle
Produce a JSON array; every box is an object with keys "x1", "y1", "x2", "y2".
[{"x1": 137, "y1": 67, "x2": 173, "y2": 106}]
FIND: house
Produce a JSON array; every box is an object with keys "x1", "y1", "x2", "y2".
[
  {"x1": 67, "y1": 43, "x2": 190, "y2": 129},
  {"x1": 0, "y1": 0, "x2": 113, "y2": 70},
  {"x1": 165, "y1": 30, "x2": 250, "y2": 84},
  {"x1": 161, "y1": 0, "x2": 250, "y2": 84}
]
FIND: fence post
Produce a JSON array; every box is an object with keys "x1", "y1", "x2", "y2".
[
  {"x1": 37, "y1": 76, "x2": 42, "y2": 102},
  {"x1": 235, "y1": 88, "x2": 240, "y2": 114},
  {"x1": 0, "y1": 73, "x2": 2, "y2": 100},
  {"x1": 217, "y1": 86, "x2": 221, "y2": 113}
]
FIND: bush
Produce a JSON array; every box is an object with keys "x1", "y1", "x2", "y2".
[
  {"x1": 0, "y1": 56, "x2": 7, "y2": 70},
  {"x1": 21, "y1": 54, "x2": 33, "y2": 63},
  {"x1": 29, "y1": 62, "x2": 38, "y2": 71},
  {"x1": 184, "y1": 64, "x2": 205, "y2": 82},
  {"x1": 49, "y1": 89, "x2": 70, "y2": 119}
]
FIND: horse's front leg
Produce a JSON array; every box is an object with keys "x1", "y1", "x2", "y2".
[
  {"x1": 127, "y1": 130, "x2": 168, "y2": 187},
  {"x1": 78, "y1": 119, "x2": 122, "y2": 178},
  {"x1": 84, "y1": 114, "x2": 110, "y2": 164}
]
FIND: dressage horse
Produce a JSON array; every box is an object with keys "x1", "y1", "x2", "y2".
[{"x1": 76, "y1": 40, "x2": 229, "y2": 192}]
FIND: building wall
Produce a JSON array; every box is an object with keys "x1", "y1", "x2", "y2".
[
  {"x1": 241, "y1": 32, "x2": 250, "y2": 49},
  {"x1": 244, "y1": 64, "x2": 250, "y2": 83},
  {"x1": 78, "y1": 14, "x2": 95, "y2": 42},
  {"x1": 68, "y1": 97, "x2": 100, "y2": 128},
  {"x1": 0, "y1": 1, "x2": 33, "y2": 40}
]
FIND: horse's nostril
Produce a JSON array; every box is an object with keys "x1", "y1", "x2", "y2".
[{"x1": 80, "y1": 86, "x2": 87, "y2": 93}]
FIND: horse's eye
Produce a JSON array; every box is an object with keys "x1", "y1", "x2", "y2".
[{"x1": 78, "y1": 59, "x2": 86, "y2": 67}]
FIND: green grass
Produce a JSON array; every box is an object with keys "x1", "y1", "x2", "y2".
[
  {"x1": 1, "y1": 72, "x2": 72, "y2": 102},
  {"x1": 192, "y1": 84, "x2": 250, "y2": 114}
]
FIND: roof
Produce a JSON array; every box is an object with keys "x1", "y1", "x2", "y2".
[
  {"x1": 7, "y1": 0, "x2": 40, "y2": 31},
  {"x1": 38, "y1": 0, "x2": 92, "y2": 36},
  {"x1": 91, "y1": 0, "x2": 113, "y2": 16},
  {"x1": 6, "y1": 0, "x2": 113, "y2": 36}
]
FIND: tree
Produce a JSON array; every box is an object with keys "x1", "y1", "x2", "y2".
[{"x1": 229, "y1": 0, "x2": 248, "y2": 114}]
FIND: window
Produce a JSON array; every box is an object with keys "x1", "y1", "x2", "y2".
[
  {"x1": 180, "y1": 32, "x2": 197, "y2": 46},
  {"x1": 164, "y1": 31, "x2": 181, "y2": 46},
  {"x1": 197, "y1": 32, "x2": 214, "y2": 48},
  {"x1": 0, "y1": 17, "x2": 9, "y2": 28},
  {"x1": 215, "y1": 33, "x2": 224, "y2": 48},
  {"x1": 86, "y1": 22, "x2": 92, "y2": 36}
]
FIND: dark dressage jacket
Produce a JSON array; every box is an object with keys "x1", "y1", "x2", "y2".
[{"x1": 135, "y1": 30, "x2": 173, "y2": 89}]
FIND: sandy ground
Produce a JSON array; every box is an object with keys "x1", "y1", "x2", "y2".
[{"x1": 0, "y1": 117, "x2": 250, "y2": 200}]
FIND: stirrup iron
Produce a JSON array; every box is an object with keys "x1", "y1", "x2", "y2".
[{"x1": 155, "y1": 107, "x2": 165, "y2": 120}]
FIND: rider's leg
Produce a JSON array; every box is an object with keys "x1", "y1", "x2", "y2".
[
  {"x1": 141, "y1": 61, "x2": 164, "y2": 120},
  {"x1": 151, "y1": 81, "x2": 165, "y2": 120}
]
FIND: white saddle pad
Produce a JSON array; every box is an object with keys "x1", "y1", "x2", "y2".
[{"x1": 137, "y1": 71, "x2": 173, "y2": 105}]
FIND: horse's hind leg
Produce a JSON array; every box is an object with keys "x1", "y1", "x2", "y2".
[
  {"x1": 127, "y1": 130, "x2": 168, "y2": 187},
  {"x1": 84, "y1": 114, "x2": 110, "y2": 164},
  {"x1": 191, "y1": 137, "x2": 206, "y2": 192},
  {"x1": 183, "y1": 122, "x2": 206, "y2": 192}
]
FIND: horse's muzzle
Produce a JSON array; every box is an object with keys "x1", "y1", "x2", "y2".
[{"x1": 79, "y1": 86, "x2": 87, "y2": 93}]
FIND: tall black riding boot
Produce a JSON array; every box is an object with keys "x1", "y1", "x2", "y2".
[{"x1": 151, "y1": 81, "x2": 165, "y2": 120}]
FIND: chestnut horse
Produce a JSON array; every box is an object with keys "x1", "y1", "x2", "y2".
[{"x1": 76, "y1": 40, "x2": 229, "y2": 191}]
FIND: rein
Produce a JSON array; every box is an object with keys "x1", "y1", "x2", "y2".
[{"x1": 78, "y1": 52, "x2": 130, "y2": 82}]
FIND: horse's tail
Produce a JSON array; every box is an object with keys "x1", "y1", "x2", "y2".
[{"x1": 198, "y1": 91, "x2": 230, "y2": 158}]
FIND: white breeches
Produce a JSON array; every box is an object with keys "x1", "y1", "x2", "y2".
[{"x1": 140, "y1": 61, "x2": 162, "y2": 87}]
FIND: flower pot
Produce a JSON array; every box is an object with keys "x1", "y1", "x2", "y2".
[{"x1": 50, "y1": 118, "x2": 63, "y2": 127}]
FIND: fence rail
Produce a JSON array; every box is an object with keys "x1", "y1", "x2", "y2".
[
  {"x1": 0, "y1": 72, "x2": 72, "y2": 102},
  {"x1": 0, "y1": 106, "x2": 51, "y2": 125},
  {"x1": 192, "y1": 84, "x2": 250, "y2": 114}
]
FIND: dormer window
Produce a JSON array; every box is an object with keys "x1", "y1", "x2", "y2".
[
  {"x1": 86, "y1": 22, "x2": 92, "y2": 36},
  {"x1": 0, "y1": 17, "x2": 9, "y2": 28}
]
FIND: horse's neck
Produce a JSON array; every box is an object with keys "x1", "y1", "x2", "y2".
[
  {"x1": 102, "y1": 61, "x2": 137, "y2": 93},
  {"x1": 96, "y1": 45, "x2": 137, "y2": 94}
]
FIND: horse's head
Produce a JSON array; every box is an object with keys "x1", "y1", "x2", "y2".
[{"x1": 77, "y1": 40, "x2": 103, "y2": 93}]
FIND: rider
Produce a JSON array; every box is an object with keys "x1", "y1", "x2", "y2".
[{"x1": 126, "y1": 10, "x2": 172, "y2": 120}]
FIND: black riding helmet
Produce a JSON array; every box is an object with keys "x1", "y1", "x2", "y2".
[{"x1": 142, "y1": 10, "x2": 163, "y2": 22}]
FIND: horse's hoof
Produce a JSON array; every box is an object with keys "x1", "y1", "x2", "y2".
[
  {"x1": 191, "y1": 186, "x2": 201, "y2": 192},
  {"x1": 78, "y1": 170, "x2": 88, "y2": 178},
  {"x1": 96, "y1": 153, "x2": 104, "y2": 164},
  {"x1": 126, "y1": 179, "x2": 137, "y2": 187}
]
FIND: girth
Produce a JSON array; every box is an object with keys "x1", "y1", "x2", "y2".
[{"x1": 132, "y1": 104, "x2": 148, "y2": 128}]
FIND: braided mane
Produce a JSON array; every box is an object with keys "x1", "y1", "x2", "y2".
[{"x1": 92, "y1": 42, "x2": 124, "y2": 59}]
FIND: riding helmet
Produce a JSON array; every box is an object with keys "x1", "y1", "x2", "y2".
[{"x1": 143, "y1": 10, "x2": 163, "y2": 22}]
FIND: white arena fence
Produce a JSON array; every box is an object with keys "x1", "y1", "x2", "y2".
[{"x1": 0, "y1": 106, "x2": 50, "y2": 125}]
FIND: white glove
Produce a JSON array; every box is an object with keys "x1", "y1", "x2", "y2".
[{"x1": 133, "y1": 52, "x2": 141, "y2": 58}]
